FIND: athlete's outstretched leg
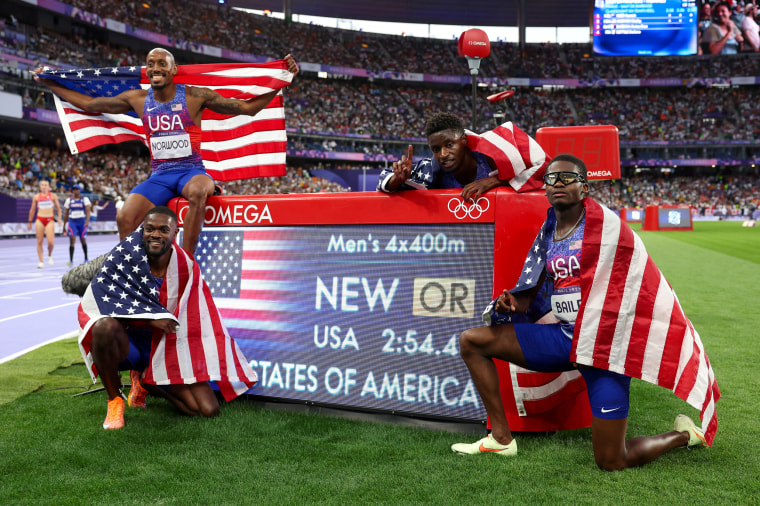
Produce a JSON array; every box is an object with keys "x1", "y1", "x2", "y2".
[{"x1": 591, "y1": 417, "x2": 690, "y2": 471}]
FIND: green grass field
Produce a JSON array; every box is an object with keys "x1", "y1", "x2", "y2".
[{"x1": 1, "y1": 221, "x2": 758, "y2": 505}]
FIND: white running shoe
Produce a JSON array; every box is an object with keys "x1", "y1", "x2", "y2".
[
  {"x1": 48, "y1": 256, "x2": 54, "y2": 265},
  {"x1": 37, "y1": 262, "x2": 44, "y2": 269},
  {"x1": 451, "y1": 434, "x2": 517, "y2": 457}
]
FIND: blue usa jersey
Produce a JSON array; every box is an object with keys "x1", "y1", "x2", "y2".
[{"x1": 377, "y1": 151, "x2": 493, "y2": 191}]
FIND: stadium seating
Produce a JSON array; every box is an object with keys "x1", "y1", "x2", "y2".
[{"x1": 0, "y1": 0, "x2": 757, "y2": 211}]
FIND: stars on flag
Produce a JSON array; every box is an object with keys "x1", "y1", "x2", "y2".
[
  {"x1": 194, "y1": 231, "x2": 244, "y2": 297},
  {"x1": 89, "y1": 229, "x2": 167, "y2": 319}
]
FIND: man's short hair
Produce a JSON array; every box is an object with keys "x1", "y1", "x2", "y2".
[
  {"x1": 148, "y1": 47, "x2": 176, "y2": 67},
  {"x1": 547, "y1": 153, "x2": 588, "y2": 181},
  {"x1": 424, "y1": 112, "x2": 465, "y2": 137},
  {"x1": 145, "y1": 206, "x2": 177, "y2": 223}
]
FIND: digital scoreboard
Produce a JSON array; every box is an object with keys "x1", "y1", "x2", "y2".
[
  {"x1": 171, "y1": 189, "x2": 592, "y2": 430},
  {"x1": 194, "y1": 223, "x2": 494, "y2": 420},
  {"x1": 642, "y1": 204, "x2": 694, "y2": 231},
  {"x1": 657, "y1": 206, "x2": 693, "y2": 229},
  {"x1": 622, "y1": 207, "x2": 644, "y2": 223},
  {"x1": 593, "y1": 0, "x2": 698, "y2": 56}
]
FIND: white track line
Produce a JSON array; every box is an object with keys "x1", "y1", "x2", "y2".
[
  {"x1": 0, "y1": 301, "x2": 80, "y2": 323},
  {"x1": 0, "y1": 330, "x2": 79, "y2": 364}
]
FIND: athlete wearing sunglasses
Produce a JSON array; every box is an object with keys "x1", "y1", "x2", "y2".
[
  {"x1": 452, "y1": 153, "x2": 711, "y2": 469},
  {"x1": 543, "y1": 171, "x2": 587, "y2": 186}
]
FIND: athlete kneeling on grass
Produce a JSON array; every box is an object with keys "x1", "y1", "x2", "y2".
[
  {"x1": 451, "y1": 154, "x2": 719, "y2": 470},
  {"x1": 77, "y1": 207, "x2": 258, "y2": 430}
]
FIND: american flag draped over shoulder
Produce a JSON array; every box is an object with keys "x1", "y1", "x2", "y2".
[
  {"x1": 77, "y1": 228, "x2": 258, "y2": 401},
  {"x1": 466, "y1": 121, "x2": 550, "y2": 192},
  {"x1": 483, "y1": 256, "x2": 586, "y2": 417},
  {"x1": 41, "y1": 60, "x2": 294, "y2": 181},
  {"x1": 496, "y1": 199, "x2": 720, "y2": 445},
  {"x1": 572, "y1": 199, "x2": 719, "y2": 445}
]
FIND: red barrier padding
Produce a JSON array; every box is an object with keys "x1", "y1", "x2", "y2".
[
  {"x1": 536, "y1": 125, "x2": 621, "y2": 180},
  {"x1": 168, "y1": 188, "x2": 592, "y2": 431}
]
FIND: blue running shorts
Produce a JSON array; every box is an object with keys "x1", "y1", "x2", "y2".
[
  {"x1": 67, "y1": 219, "x2": 87, "y2": 238},
  {"x1": 117, "y1": 326, "x2": 154, "y2": 372},
  {"x1": 513, "y1": 322, "x2": 631, "y2": 419},
  {"x1": 130, "y1": 167, "x2": 211, "y2": 206}
]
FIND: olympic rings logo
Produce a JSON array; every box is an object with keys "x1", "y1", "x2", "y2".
[{"x1": 447, "y1": 197, "x2": 490, "y2": 219}]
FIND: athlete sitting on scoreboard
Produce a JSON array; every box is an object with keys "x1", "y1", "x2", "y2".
[{"x1": 377, "y1": 112, "x2": 549, "y2": 200}]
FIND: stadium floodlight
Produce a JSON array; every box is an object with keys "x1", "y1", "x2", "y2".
[{"x1": 458, "y1": 29, "x2": 490, "y2": 130}]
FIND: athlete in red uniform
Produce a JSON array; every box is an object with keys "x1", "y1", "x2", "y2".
[{"x1": 27, "y1": 179, "x2": 62, "y2": 268}]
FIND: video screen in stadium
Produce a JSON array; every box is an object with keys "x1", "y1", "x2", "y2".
[
  {"x1": 195, "y1": 223, "x2": 495, "y2": 421},
  {"x1": 593, "y1": 0, "x2": 699, "y2": 56},
  {"x1": 626, "y1": 209, "x2": 643, "y2": 222},
  {"x1": 657, "y1": 207, "x2": 692, "y2": 228}
]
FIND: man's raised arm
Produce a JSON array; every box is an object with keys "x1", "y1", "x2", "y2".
[
  {"x1": 32, "y1": 68, "x2": 137, "y2": 114},
  {"x1": 378, "y1": 144, "x2": 416, "y2": 192}
]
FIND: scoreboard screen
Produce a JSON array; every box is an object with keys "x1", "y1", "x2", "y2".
[
  {"x1": 657, "y1": 207, "x2": 692, "y2": 229},
  {"x1": 593, "y1": 0, "x2": 698, "y2": 56},
  {"x1": 194, "y1": 223, "x2": 494, "y2": 421}
]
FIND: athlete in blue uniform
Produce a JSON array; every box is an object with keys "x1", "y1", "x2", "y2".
[
  {"x1": 377, "y1": 112, "x2": 505, "y2": 200},
  {"x1": 34, "y1": 49, "x2": 299, "y2": 254},
  {"x1": 451, "y1": 154, "x2": 708, "y2": 470},
  {"x1": 63, "y1": 185, "x2": 91, "y2": 266}
]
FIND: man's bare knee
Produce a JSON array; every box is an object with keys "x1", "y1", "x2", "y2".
[
  {"x1": 116, "y1": 210, "x2": 140, "y2": 236},
  {"x1": 185, "y1": 183, "x2": 213, "y2": 206},
  {"x1": 91, "y1": 318, "x2": 122, "y2": 349},
  {"x1": 595, "y1": 454, "x2": 626, "y2": 472},
  {"x1": 459, "y1": 327, "x2": 488, "y2": 356},
  {"x1": 199, "y1": 403, "x2": 220, "y2": 418}
]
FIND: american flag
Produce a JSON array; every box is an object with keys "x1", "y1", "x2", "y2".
[
  {"x1": 509, "y1": 365, "x2": 587, "y2": 416},
  {"x1": 465, "y1": 121, "x2": 550, "y2": 192},
  {"x1": 192, "y1": 228, "x2": 311, "y2": 353},
  {"x1": 77, "y1": 227, "x2": 258, "y2": 401},
  {"x1": 377, "y1": 121, "x2": 549, "y2": 192},
  {"x1": 507, "y1": 199, "x2": 720, "y2": 445},
  {"x1": 41, "y1": 60, "x2": 295, "y2": 181},
  {"x1": 483, "y1": 292, "x2": 585, "y2": 417}
]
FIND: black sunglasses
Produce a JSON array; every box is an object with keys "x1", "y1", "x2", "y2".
[{"x1": 543, "y1": 171, "x2": 586, "y2": 186}]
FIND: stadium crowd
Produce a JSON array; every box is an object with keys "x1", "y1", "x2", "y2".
[
  {"x1": 0, "y1": 1, "x2": 758, "y2": 212},
  {"x1": 8, "y1": 0, "x2": 760, "y2": 79},
  {"x1": 5, "y1": 20, "x2": 760, "y2": 142},
  {"x1": 1, "y1": 138, "x2": 757, "y2": 214}
]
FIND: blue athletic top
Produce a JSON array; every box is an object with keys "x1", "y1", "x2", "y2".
[
  {"x1": 377, "y1": 151, "x2": 493, "y2": 191},
  {"x1": 142, "y1": 84, "x2": 205, "y2": 173},
  {"x1": 65, "y1": 196, "x2": 90, "y2": 221},
  {"x1": 545, "y1": 217, "x2": 585, "y2": 337}
]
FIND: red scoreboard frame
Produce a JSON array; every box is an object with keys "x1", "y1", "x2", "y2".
[{"x1": 170, "y1": 188, "x2": 592, "y2": 432}]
